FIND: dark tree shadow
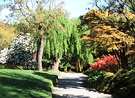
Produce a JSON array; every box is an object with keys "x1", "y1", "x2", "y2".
[
  {"x1": 0, "y1": 71, "x2": 58, "y2": 98},
  {"x1": 52, "y1": 94, "x2": 90, "y2": 98},
  {"x1": 52, "y1": 74, "x2": 120, "y2": 98},
  {"x1": 54, "y1": 76, "x2": 96, "y2": 91},
  {"x1": 33, "y1": 72, "x2": 58, "y2": 85}
]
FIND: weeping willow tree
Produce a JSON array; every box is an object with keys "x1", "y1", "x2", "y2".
[{"x1": 43, "y1": 17, "x2": 94, "y2": 72}]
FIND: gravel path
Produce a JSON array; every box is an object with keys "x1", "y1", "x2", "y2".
[{"x1": 52, "y1": 72, "x2": 119, "y2": 98}]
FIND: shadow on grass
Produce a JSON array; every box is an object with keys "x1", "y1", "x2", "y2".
[
  {"x1": 0, "y1": 71, "x2": 58, "y2": 98},
  {"x1": 33, "y1": 72, "x2": 58, "y2": 85}
]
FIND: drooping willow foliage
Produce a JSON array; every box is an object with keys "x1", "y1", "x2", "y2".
[{"x1": 43, "y1": 17, "x2": 94, "y2": 71}]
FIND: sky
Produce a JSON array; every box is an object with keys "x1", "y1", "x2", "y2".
[
  {"x1": 64, "y1": 0, "x2": 89, "y2": 17},
  {"x1": 0, "y1": 0, "x2": 91, "y2": 20}
]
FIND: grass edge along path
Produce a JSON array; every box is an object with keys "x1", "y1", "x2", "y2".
[{"x1": 0, "y1": 69, "x2": 59, "y2": 98}]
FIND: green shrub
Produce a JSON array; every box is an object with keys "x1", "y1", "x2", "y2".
[
  {"x1": 87, "y1": 70, "x2": 105, "y2": 88},
  {"x1": 100, "y1": 68, "x2": 135, "y2": 97},
  {"x1": 87, "y1": 68, "x2": 135, "y2": 97},
  {"x1": 0, "y1": 65, "x2": 5, "y2": 69}
]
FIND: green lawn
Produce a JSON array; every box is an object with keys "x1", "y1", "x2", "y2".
[{"x1": 0, "y1": 69, "x2": 59, "y2": 98}]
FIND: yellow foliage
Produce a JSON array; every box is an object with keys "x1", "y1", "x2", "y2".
[
  {"x1": 80, "y1": 25, "x2": 135, "y2": 52},
  {"x1": 0, "y1": 24, "x2": 16, "y2": 50},
  {"x1": 83, "y1": 9, "x2": 135, "y2": 33},
  {"x1": 122, "y1": 9, "x2": 135, "y2": 20},
  {"x1": 80, "y1": 8, "x2": 135, "y2": 56}
]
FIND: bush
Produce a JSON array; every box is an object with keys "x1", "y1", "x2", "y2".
[
  {"x1": 100, "y1": 68, "x2": 135, "y2": 98},
  {"x1": 91, "y1": 54, "x2": 121, "y2": 72},
  {"x1": 0, "y1": 65, "x2": 5, "y2": 69},
  {"x1": 87, "y1": 70, "x2": 106, "y2": 88},
  {"x1": 7, "y1": 33, "x2": 34, "y2": 69},
  {"x1": 87, "y1": 68, "x2": 135, "y2": 98}
]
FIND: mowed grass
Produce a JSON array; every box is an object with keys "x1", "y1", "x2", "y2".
[{"x1": 0, "y1": 69, "x2": 59, "y2": 98}]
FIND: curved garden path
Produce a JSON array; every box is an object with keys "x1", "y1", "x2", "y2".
[{"x1": 52, "y1": 72, "x2": 119, "y2": 98}]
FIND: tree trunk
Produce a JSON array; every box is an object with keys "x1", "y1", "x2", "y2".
[
  {"x1": 36, "y1": 39, "x2": 40, "y2": 62},
  {"x1": 37, "y1": 36, "x2": 46, "y2": 71},
  {"x1": 76, "y1": 59, "x2": 80, "y2": 72},
  {"x1": 120, "y1": 48, "x2": 128, "y2": 69},
  {"x1": 51, "y1": 57, "x2": 60, "y2": 72}
]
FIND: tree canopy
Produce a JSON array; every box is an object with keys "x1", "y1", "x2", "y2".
[
  {"x1": 43, "y1": 17, "x2": 94, "y2": 72},
  {"x1": 88, "y1": 0, "x2": 135, "y2": 13},
  {"x1": 0, "y1": 20, "x2": 16, "y2": 51},
  {"x1": 1, "y1": 0, "x2": 67, "y2": 71},
  {"x1": 80, "y1": 8, "x2": 135, "y2": 69}
]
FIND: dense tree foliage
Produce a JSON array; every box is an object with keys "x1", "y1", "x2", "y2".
[
  {"x1": 0, "y1": 20, "x2": 16, "y2": 51},
  {"x1": 43, "y1": 17, "x2": 94, "y2": 72},
  {"x1": 1, "y1": 0, "x2": 67, "y2": 71},
  {"x1": 84, "y1": 1, "x2": 135, "y2": 97},
  {"x1": 80, "y1": 8, "x2": 135, "y2": 69},
  {"x1": 0, "y1": 0, "x2": 134, "y2": 97}
]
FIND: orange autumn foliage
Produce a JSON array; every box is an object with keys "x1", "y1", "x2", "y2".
[{"x1": 80, "y1": 9, "x2": 135, "y2": 56}]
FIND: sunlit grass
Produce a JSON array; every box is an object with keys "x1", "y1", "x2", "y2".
[{"x1": 0, "y1": 69, "x2": 59, "y2": 98}]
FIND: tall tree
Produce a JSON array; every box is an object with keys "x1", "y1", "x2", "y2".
[
  {"x1": 43, "y1": 17, "x2": 94, "y2": 72},
  {"x1": 1, "y1": 0, "x2": 66, "y2": 71},
  {"x1": 80, "y1": 8, "x2": 135, "y2": 69},
  {"x1": 82, "y1": 0, "x2": 135, "y2": 69},
  {"x1": 87, "y1": 0, "x2": 135, "y2": 37}
]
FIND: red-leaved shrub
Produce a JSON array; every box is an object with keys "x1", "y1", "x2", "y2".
[{"x1": 91, "y1": 54, "x2": 121, "y2": 72}]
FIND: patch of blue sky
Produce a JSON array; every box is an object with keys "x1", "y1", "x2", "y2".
[
  {"x1": 0, "y1": 0, "x2": 99, "y2": 20},
  {"x1": 64, "y1": 0, "x2": 88, "y2": 18}
]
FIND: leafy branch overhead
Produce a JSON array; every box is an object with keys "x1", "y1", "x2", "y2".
[
  {"x1": 1, "y1": 0, "x2": 68, "y2": 71},
  {"x1": 2, "y1": 0, "x2": 67, "y2": 37},
  {"x1": 80, "y1": 9, "x2": 135, "y2": 55}
]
